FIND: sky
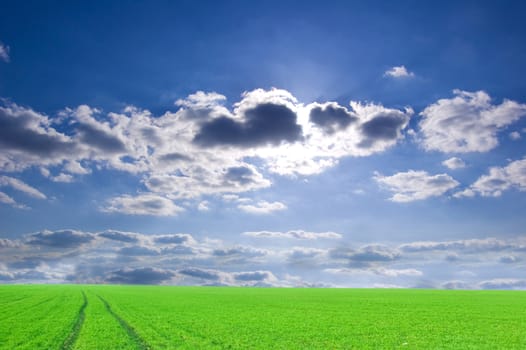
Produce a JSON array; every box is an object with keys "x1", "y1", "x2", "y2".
[{"x1": 1, "y1": 0, "x2": 526, "y2": 289}]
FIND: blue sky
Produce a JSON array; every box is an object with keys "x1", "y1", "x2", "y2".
[{"x1": 1, "y1": 1, "x2": 526, "y2": 288}]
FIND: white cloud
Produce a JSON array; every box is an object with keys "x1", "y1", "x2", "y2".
[
  {"x1": 455, "y1": 158, "x2": 526, "y2": 197},
  {"x1": 509, "y1": 131, "x2": 521, "y2": 140},
  {"x1": 238, "y1": 200, "x2": 287, "y2": 214},
  {"x1": 243, "y1": 230, "x2": 342, "y2": 240},
  {"x1": 0, "y1": 42, "x2": 9, "y2": 62},
  {"x1": 103, "y1": 193, "x2": 184, "y2": 216},
  {"x1": 0, "y1": 176, "x2": 46, "y2": 199},
  {"x1": 375, "y1": 170, "x2": 459, "y2": 202},
  {"x1": 373, "y1": 267, "x2": 422, "y2": 277},
  {"x1": 442, "y1": 157, "x2": 466, "y2": 170},
  {"x1": 384, "y1": 65, "x2": 414, "y2": 78},
  {"x1": 419, "y1": 90, "x2": 526, "y2": 153}
]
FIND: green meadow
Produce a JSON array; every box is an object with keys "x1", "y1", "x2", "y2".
[{"x1": 0, "y1": 285, "x2": 525, "y2": 349}]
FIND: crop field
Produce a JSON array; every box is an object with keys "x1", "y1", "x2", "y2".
[{"x1": 0, "y1": 286, "x2": 525, "y2": 349}]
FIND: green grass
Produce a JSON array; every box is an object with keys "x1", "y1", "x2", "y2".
[{"x1": 1, "y1": 285, "x2": 525, "y2": 349}]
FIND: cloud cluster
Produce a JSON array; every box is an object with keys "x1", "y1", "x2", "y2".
[
  {"x1": 1, "y1": 228, "x2": 525, "y2": 288},
  {"x1": 0, "y1": 88, "x2": 414, "y2": 214},
  {"x1": 419, "y1": 90, "x2": 526, "y2": 153}
]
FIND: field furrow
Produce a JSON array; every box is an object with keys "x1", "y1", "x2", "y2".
[
  {"x1": 71, "y1": 290, "x2": 141, "y2": 350},
  {"x1": 62, "y1": 291, "x2": 88, "y2": 350},
  {"x1": 97, "y1": 295, "x2": 151, "y2": 350}
]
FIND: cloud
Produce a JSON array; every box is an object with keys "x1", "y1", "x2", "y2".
[
  {"x1": 442, "y1": 157, "x2": 466, "y2": 170},
  {"x1": 384, "y1": 65, "x2": 414, "y2": 78},
  {"x1": 308, "y1": 103, "x2": 357, "y2": 134},
  {"x1": 419, "y1": 90, "x2": 526, "y2": 153},
  {"x1": 233, "y1": 270, "x2": 276, "y2": 282},
  {"x1": 398, "y1": 237, "x2": 521, "y2": 253},
  {"x1": 349, "y1": 245, "x2": 400, "y2": 263},
  {"x1": 0, "y1": 176, "x2": 46, "y2": 199},
  {"x1": 0, "y1": 238, "x2": 19, "y2": 248},
  {"x1": 478, "y1": 279, "x2": 526, "y2": 290},
  {"x1": 153, "y1": 233, "x2": 193, "y2": 244},
  {"x1": 103, "y1": 193, "x2": 184, "y2": 216},
  {"x1": 455, "y1": 158, "x2": 526, "y2": 197},
  {"x1": 0, "y1": 102, "x2": 76, "y2": 170},
  {"x1": 0, "y1": 42, "x2": 9, "y2": 62},
  {"x1": 375, "y1": 170, "x2": 459, "y2": 202},
  {"x1": 106, "y1": 267, "x2": 174, "y2": 284},
  {"x1": 373, "y1": 267, "x2": 422, "y2": 277},
  {"x1": 509, "y1": 131, "x2": 521, "y2": 140},
  {"x1": 0, "y1": 191, "x2": 26, "y2": 209},
  {"x1": 178, "y1": 267, "x2": 220, "y2": 280},
  {"x1": 25, "y1": 229, "x2": 95, "y2": 248},
  {"x1": 118, "y1": 245, "x2": 160, "y2": 256},
  {"x1": 194, "y1": 103, "x2": 302, "y2": 148},
  {"x1": 238, "y1": 200, "x2": 287, "y2": 214},
  {"x1": 243, "y1": 230, "x2": 342, "y2": 240},
  {"x1": 98, "y1": 230, "x2": 140, "y2": 243}
]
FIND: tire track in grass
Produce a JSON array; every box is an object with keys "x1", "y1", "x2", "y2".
[
  {"x1": 97, "y1": 295, "x2": 151, "y2": 350},
  {"x1": 62, "y1": 291, "x2": 88, "y2": 350}
]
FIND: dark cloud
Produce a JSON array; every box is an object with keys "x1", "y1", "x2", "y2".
[
  {"x1": 0, "y1": 105, "x2": 74, "y2": 157},
  {"x1": 118, "y1": 246, "x2": 160, "y2": 256},
  {"x1": 224, "y1": 166, "x2": 257, "y2": 185},
  {"x1": 106, "y1": 267, "x2": 174, "y2": 284},
  {"x1": 75, "y1": 123, "x2": 126, "y2": 153},
  {"x1": 212, "y1": 246, "x2": 266, "y2": 258},
  {"x1": 178, "y1": 267, "x2": 219, "y2": 280},
  {"x1": 98, "y1": 230, "x2": 139, "y2": 243},
  {"x1": 309, "y1": 104, "x2": 356, "y2": 134},
  {"x1": 234, "y1": 271, "x2": 271, "y2": 282},
  {"x1": 7, "y1": 257, "x2": 42, "y2": 269},
  {"x1": 26, "y1": 230, "x2": 95, "y2": 248},
  {"x1": 359, "y1": 113, "x2": 408, "y2": 148},
  {"x1": 193, "y1": 103, "x2": 302, "y2": 147},
  {"x1": 154, "y1": 234, "x2": 191, "y2": 244}
]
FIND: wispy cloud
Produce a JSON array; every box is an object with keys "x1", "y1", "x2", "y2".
[
  {"x1": 238, "y1": 200, "x2": 287, "y2": 214},
  {"x1": 0, "y1": 42, "x2": 9, "y2": 62}
]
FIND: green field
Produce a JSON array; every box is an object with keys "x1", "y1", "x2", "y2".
[{"x1": 0, "y1": 285, "x2": 525, "y2": 349}]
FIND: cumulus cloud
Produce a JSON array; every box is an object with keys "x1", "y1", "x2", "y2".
[
  {"x1": 375, "y1": 170, "x2": 459, "y2": 202},
  {"x1": 103, "y1": 194, "x2": 184, "y2": 216},
  {"x1": 442, "y1": 157, "x2": 466, "y2": 170},
  {"x1": 178, "y1": 267, "x2": 220, "y2": 280},
  {"x1": 0, "y1": 42, "x2": 9, "y2": 62},
  {"x1": 419, "y1": 90, "x2": 526, "y2": 153},
  {"x1": 238, "y1": 200, "x2": 287, "y2": 214},
  {"x1": 455, "y1": 158, "x2": 526, "y2": 197},
  {"x1": 309, "y1": 103, "x2": 357, "y2": 134},
  {"x1": 244, "y1": 230, "x2": 342, "y2": 240},
  {"x1": 106, "y1": 267, "x2": 174, "y2": 284},
  {"x1": 26, "y1": 229, "x2": 95, "y2": 248},
  {"x1": 0, "y1": 88, "x2": 415, "y2": 208},
  {"x1": 384, "y1": 65, "x2": 414, "y2": 78},
  {"x1": 398, "y1": 237, "x2": 522, "y2": 253}
]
